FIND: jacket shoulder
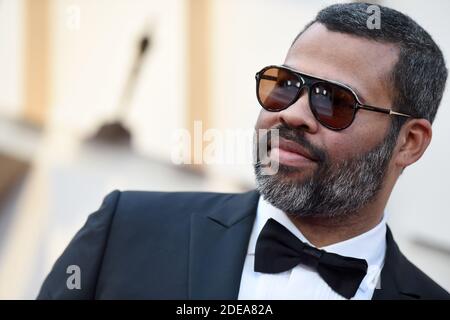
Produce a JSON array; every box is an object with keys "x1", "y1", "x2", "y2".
[
  {"x1": 375, "y1": 228, "x2": 449, "y2": 300},
  {"x1": 37, "y1": 189, "x2": 244, "y2": 299},
  {"x1": 37, "y1": 190, "x2": 122, "y2": 299},
  {"x1": 398, "y1": 253, "x2": 450, "y2": 299},
  {"x1": 114, "y1": 189, "x2": 243, "y2": 221}
]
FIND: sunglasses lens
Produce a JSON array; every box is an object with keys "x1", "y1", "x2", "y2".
[
  {"x1": 257, "y1": 67, "x2": 300, "y2": 111},
  {"x1": 310, "y1": 83, "x2": 356, "y2": 129}
]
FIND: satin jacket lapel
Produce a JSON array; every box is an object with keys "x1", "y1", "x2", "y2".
[
  {"x1": 188, "y1": 190, "x2": 260, "y2": 299},
  {"x1": 372, "y1": 227, "x2": 420, "y2": 300}
]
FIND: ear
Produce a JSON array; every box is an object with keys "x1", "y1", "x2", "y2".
[{"x1": 393, "y1": 118, "x2": 432, "y2": 169}]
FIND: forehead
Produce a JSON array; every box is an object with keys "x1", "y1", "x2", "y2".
[{"x1": 284, "y1": 23, "x2": 399, "y2": 104}]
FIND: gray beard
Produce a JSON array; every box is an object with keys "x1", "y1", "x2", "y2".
[{"x1": 254, "y1": 124, "x2": 397, "y2": 219}]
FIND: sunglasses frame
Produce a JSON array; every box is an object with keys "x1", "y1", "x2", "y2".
[{"x1": 256, "y1": 65, "x2": 412, "y2": 131}]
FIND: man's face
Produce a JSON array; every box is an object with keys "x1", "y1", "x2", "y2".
[{"x1": 254, "y1": 23, "x2": 400, "y2": 218}]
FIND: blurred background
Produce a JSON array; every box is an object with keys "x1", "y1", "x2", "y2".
[{"x1": 0, "y1": 0, "x2": 449, "y2": 299}]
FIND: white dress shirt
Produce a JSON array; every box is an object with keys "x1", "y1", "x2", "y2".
[{"x1": 238, "y1": 195, "x2": 387, "y2": 300}]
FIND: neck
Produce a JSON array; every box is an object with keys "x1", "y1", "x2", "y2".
[{"x1": 287, "y1": 199, "x2": 386, "y2": 248}]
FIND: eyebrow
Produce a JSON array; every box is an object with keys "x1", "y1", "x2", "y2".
[{"x1": 281, "y1": 63, "x2": 368, "y2": 103}]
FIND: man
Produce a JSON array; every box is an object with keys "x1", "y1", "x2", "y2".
[{"x1": 38, "y1": 3, "x2": 449, "y2": 299}]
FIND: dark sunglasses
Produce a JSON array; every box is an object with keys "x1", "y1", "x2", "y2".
[{"x1": 255, "y1": 65, "x2": 412, "y2": 130}]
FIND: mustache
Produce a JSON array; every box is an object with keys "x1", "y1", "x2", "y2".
[{"x1": 265, "y1": 123, "x2": 327, "y2": 163}]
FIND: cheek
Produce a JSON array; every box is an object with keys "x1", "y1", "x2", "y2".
[
  {"x1": 353, "y1": 112, "x2": 391, "y2": 148},
  {"x1": 323, "y1": 120, "x2": 390, "y2": 161},
  {"x1": 321, "y1": 135, "x2": 353, "y2": 162}
]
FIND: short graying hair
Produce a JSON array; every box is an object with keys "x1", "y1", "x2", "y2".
[{"x1": 293, "y1": 2, "x2": 447, "y2": 132}]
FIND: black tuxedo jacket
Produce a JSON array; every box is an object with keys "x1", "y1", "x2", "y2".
[{"x1": 37, "y1": 190, "x2": 449, "y2": 300}]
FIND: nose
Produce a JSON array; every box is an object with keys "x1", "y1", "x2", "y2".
[{"x1": 277, "y1": 88, "x2": 319, "y2": 133}]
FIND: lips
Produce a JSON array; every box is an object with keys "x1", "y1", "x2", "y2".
[{"x1": 270, "y1": 137, "x2": 317, "y2": 162}]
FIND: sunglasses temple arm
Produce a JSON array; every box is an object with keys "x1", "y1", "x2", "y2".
[
  {"x1": 357, "y1": 104, "x2": 411, "y2": 118},
  {"x1": 389, "y1": 110, "x2": 412, "y2": 118}
]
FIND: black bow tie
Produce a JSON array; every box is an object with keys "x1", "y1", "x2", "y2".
[{"x1": 254, "y1": 218, "x2": 368, "y2": 299}]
